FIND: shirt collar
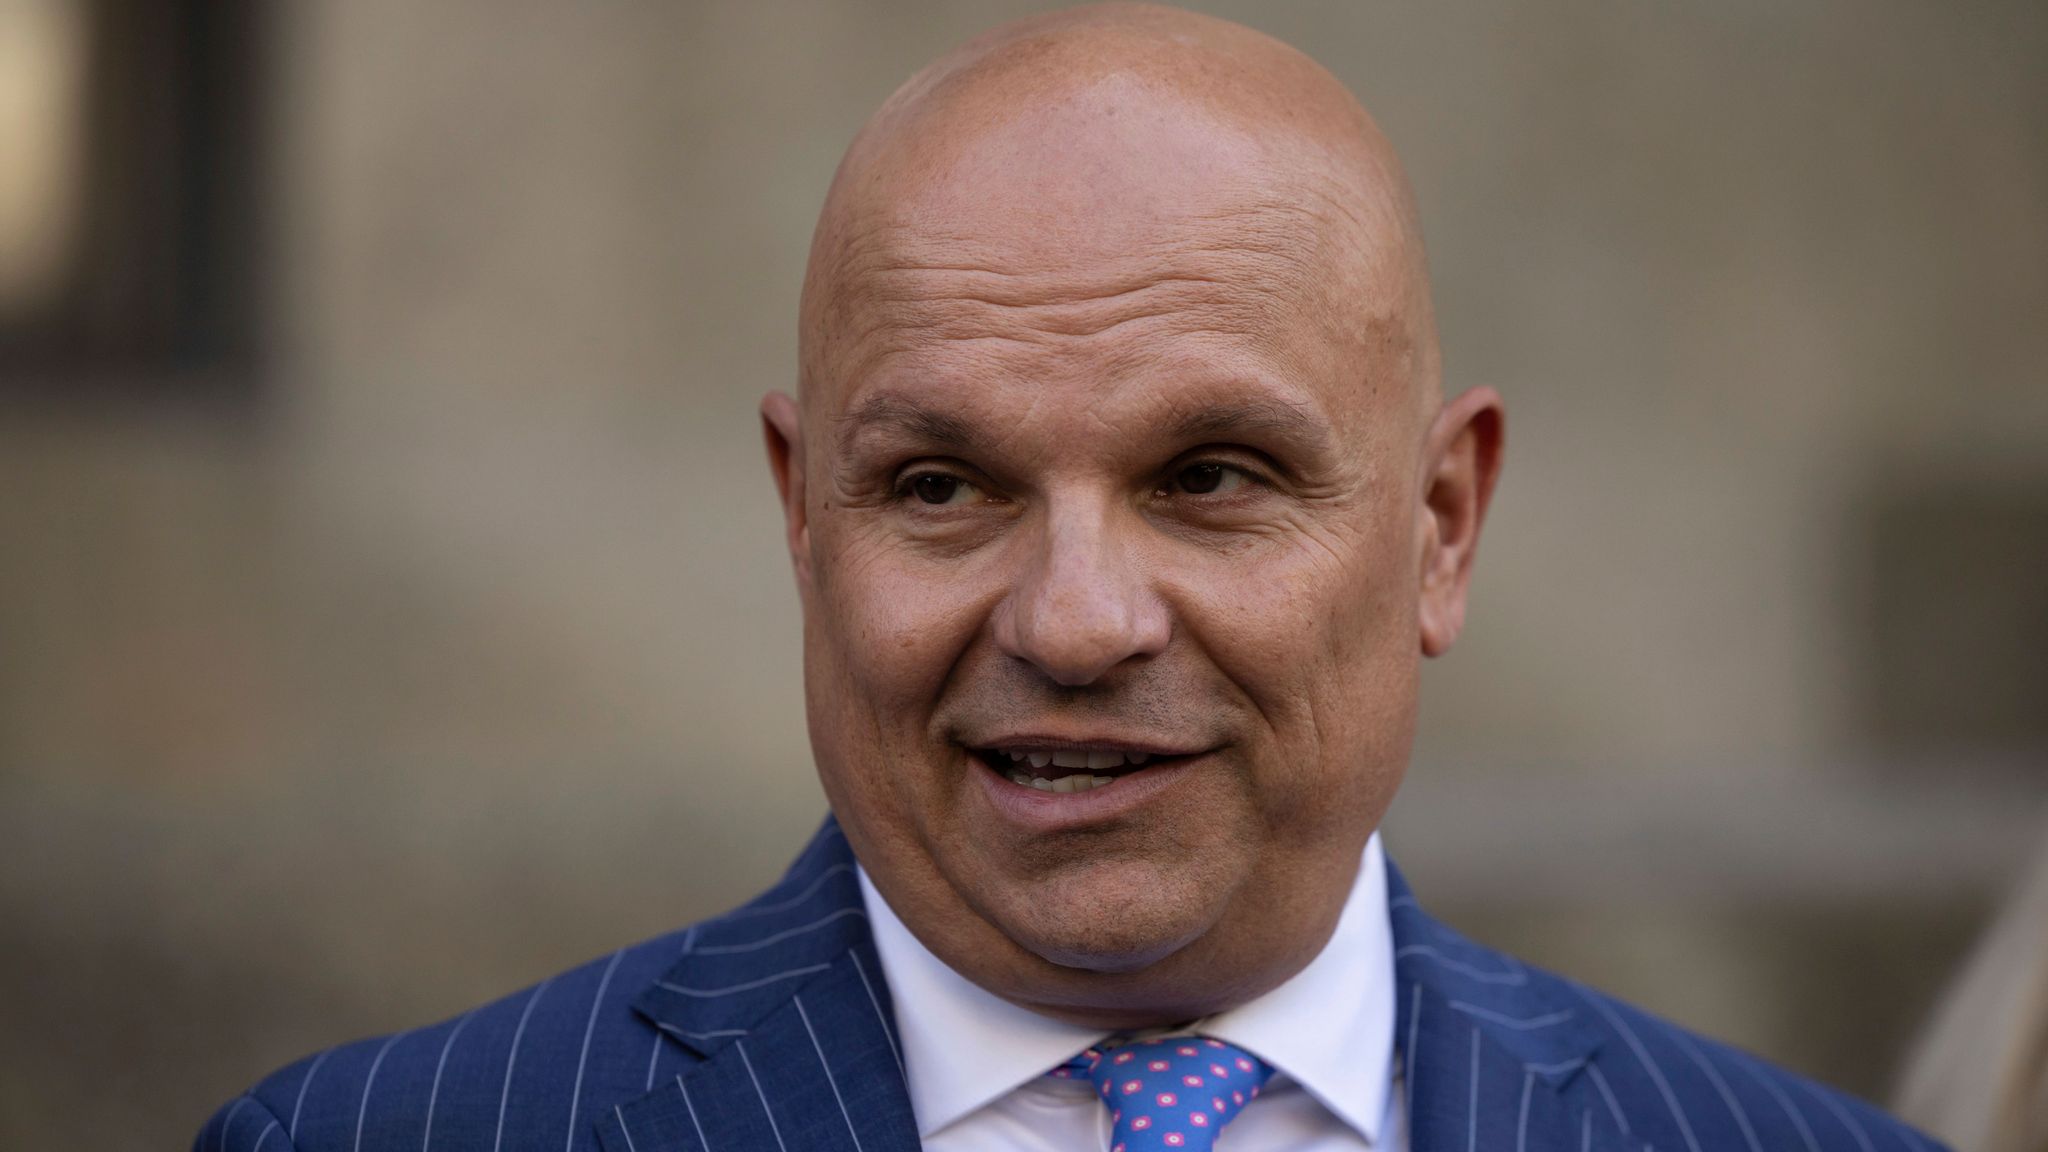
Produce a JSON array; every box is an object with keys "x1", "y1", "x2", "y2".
[{"x1": 857, "y1": 834, "x2": 1397, "y2": 1144}]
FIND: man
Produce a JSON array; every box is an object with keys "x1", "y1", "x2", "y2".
[{"x1": 196, "y1": 6, "x2": 1946, "y2": 1151}]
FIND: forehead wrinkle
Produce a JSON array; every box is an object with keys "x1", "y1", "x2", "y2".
[
  {"x1": 853, "y1": 271, "x2": 1275, "y2": 347},
  {"x1": 823, "y1": 230, "x2": 1338, "y2": 398},
  {"x1": 837, "y1": 168, "x2": 1362, "y2": 304}
]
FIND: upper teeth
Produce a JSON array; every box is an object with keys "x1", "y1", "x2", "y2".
[
  {"x1": 994, "y1": 747, "x2": 1158, "y2": 794},
  {"x1": 999, "y1": 748, "x2": 1151, "y2": 770}
]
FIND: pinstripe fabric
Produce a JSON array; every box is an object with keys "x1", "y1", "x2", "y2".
[{"x1": 196, "y1": 816, "x2": 1948, "y2": 1152}]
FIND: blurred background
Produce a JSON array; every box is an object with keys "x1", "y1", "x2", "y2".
[{"x1": 2, "y1": 0, "x2": 2044, "y2": 1146}]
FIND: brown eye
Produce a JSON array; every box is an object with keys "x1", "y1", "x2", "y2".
[
  {"x1": 1177, "y1": 463, "x2": 1226, "y2": 494},
  {"x1": 910, "y1": 474, "x2": 965, "y2": 504}
]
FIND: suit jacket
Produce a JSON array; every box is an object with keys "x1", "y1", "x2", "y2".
[{"x1": 196, "y1": 817, "x2": 1947, "y2": 1152}]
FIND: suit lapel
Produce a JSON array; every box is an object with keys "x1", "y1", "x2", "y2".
[
  {"x1": 603, "y1": 821, "x2": 1632, "y2": 1152},
  {"x1": 1389, "y1": 860, "x2": 1627, "y2": 1152},
  {"x1": 600, "y1": 819, "x2": 920, "y2": 1152}
]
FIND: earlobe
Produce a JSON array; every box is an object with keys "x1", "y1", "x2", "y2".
[
  {"x1": 1417, "y1": 387, "x2": 1505, "y2": 657},
  {"x1": 760, "y1": 390, "x2": 812, "y2": 586}
]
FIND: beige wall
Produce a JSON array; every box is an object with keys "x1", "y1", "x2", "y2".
[{"x1": 2, "y1": 2, "x2": 2044, "y2": 1146}]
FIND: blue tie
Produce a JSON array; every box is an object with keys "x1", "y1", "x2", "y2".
[{"x1": 1054, "y1": 1035, "x2": 1276, "y2": 1151}]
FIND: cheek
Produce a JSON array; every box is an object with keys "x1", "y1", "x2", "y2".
[
  {"x1": 1184, "y1": 507, "x2": 1411, "y2": 669},
  {"x1": 807, "y1": 517, "x2": 996, "y2": 728},
  {"x1": 1169, "y1": 507, "x2": 1418, "y2": 801},
  {"x1": 804, "y1": 520, "x2": 998, "y2": 861}
]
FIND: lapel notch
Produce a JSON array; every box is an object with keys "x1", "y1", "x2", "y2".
[
  {"x1": 604, "y1": 818, "x2": 919, "y2": 1152},
  {"x1": 1389, "y1": 859, "x2": 1618, "y2": 1152},
  {"x1": 631, "y1": 819, "x2": 880, "y2": 1059}
]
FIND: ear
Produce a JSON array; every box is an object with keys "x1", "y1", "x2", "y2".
[
  {"x1": 760, "y1": 390, "x2": 813, "y2": 588},
  {"x1": 1417, "y1": 387, "x2": 1505, "y2": 657}
]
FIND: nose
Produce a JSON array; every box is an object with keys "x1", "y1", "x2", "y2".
[{"x1": 992, "y1": 499, "x2": 1171, "y2": 686}]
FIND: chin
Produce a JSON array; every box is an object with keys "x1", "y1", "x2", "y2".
[
  {"x1": 1027, "y1": 927, "x2": 1196, "y2": 975},
  {"x1": 987, "y1": 859, "x2": 1222, "y2": 975}
]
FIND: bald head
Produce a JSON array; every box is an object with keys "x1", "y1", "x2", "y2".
[
  {"x1": 798, "y1": 3, "x2": 1439, "y2": 419},
  {"x1": 763, "y1": 3, "x2": 1503, "y2": 1025}
]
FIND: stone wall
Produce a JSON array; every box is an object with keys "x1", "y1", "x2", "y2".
[{"x1": 2, "y1": 2, "x2": 2043, "y2": 1145}]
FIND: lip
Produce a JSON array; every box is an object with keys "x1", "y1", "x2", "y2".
[{"x1": 968, "y1": 745, "x2": 1210, "y2": 832}]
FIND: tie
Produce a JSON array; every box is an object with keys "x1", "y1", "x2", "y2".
[{"x1": 1053, "y1": 1035, "x2": 1276, "y2": 1151}]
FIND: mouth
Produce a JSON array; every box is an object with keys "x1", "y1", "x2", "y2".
[{"x1": 967, "y1": 741, "x2": 1203, "y2": 795}]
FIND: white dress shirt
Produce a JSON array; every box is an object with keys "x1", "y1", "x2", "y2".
[{"x1": 857, "y1": 834, "x2": 1409, "y2": 1151}]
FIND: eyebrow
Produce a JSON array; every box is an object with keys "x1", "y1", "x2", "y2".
[
  {"x1": 835, "y1": 393, "x2": 1335, "y2": 458},
  {"x1": 1163, "y1": 397, "x2": 1333, "y2": 455},
  {"x1": 835, "y1": 395, "x2": 979, "y2": 455}
]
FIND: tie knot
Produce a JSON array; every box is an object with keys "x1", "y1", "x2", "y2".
[{"x1": 1054, "y1": 1035, "x2": 1274, "y2": 1151}]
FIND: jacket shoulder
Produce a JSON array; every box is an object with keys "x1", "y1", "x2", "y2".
[
  {"x1": 195, "y1": 923, "x2": 697, "y2": 1152},
  {"x1": 196, "y1": 820, "x2": 861, "y2": 1151},
  {"x1": 1534, "y1": 963, "x2": 1950, "y2": 1152},
  {"x1": 1389, "y1": 863, "x2": 1948, "y2": 1152}
]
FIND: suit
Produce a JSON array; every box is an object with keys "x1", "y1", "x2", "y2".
[{"x1": 196, "y1": 816, "x2": 1946, "y2": 1151}]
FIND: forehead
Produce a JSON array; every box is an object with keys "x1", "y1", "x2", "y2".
[
  {"x1": 804, "y1": 75, "x2": 1413, "y2": 437},
  {"x1": 820, "y1": 238, "x2": 1383, "y2": 463}
]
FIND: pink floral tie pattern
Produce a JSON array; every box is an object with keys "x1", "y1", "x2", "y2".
[{"x1": 1052, "y1": 1035, "x2": 1276, "y2": 1151}]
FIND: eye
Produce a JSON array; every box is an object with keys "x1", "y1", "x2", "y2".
[
  {"x1": 1170, "y1": 461, "x2": 1251, "y2": 496},
  {"x1": 904, "y1": 471, "x2": 983, "y2": 506}
]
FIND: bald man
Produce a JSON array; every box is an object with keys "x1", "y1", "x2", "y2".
[{"x1": 196, "y1": 7, "x2": 1946, "y2": 1151}]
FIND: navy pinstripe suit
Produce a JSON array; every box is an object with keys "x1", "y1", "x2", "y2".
[{"x1": 195, "y1": 817, "x2": 1947, "y2": 1151}]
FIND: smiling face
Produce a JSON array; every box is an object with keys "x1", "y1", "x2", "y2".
[{"x1": 762, "y1": 7, "x2": 1501, "y2": 1027}]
